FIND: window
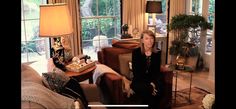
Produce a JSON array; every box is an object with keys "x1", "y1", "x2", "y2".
[
  {"x1": 147, "y1": 0, "x2": 167, "y2": 34},
  {"x1": 21, "y1": 0, "x2": 50, "y2": 63},
  {"x1": 191, "y1": 0, "x2": 202, "y2": 15},
  {"x1": 206, "y1": 0, "x2": 215, "y2": 53},
  {"x1": 190, "y1": 0, "x2": 215, "y2": 53},
  {"x1": 80, "y1": 0, "x2": 121, "y2": 60}
]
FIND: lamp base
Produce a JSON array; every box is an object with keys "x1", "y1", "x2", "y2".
[
  {"x1": 51, "y1": 45, "x2": 66, "y2": 71},
  {"x1": 52, "y1": 57, "x2": 67, "y2": 71}
]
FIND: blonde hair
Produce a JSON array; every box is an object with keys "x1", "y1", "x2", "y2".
[{"x1": 140, "y1": 30, "x2": 158, "y2": 54}]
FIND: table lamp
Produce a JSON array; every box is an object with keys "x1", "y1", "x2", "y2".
[
  {"x1": 39, "y1": 3, "x2": 73, "y2": 71},
  {"x1": 146, "y1": 1, "x2": 162, "y2": 13},
  {"x1": 146, "y1": 1, "x2": 162, "y2": 32}
]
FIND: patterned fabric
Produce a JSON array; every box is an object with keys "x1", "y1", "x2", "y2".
[
  {"x1": 22, "y1": 81, "x2": 74, "y2": 109},
  {"x1": 42, "y1": 71, "x2": 70, "y2": 93}
]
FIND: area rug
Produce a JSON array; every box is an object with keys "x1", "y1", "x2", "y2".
[{"x1": 172, "y1": 87, "x2": 211, "y2": 109}]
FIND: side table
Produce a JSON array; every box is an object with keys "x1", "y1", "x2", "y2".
[
  {"x1": 168, "y1": 65, "x2": 193, "y2": 105},
  {"x1": 174, "y1": 69, "x2": 193, "y2": 105},
  {"x1": 65, "y1": 66, "x2": 96, "y2": 84}
]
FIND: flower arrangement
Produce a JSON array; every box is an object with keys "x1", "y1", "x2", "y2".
[{"x1": 202, "y1": 94, "x2": 215, "y2": 109}]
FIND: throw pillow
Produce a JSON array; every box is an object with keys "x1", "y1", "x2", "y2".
[
  {"x1": 41, "y1": 68, "x2": 70, "y2": 92},
  {"x1": 118, "y1": 53, "x2": 133, "y2": 80},
  {"x1": 21, "y1": 63, "x2": 43, "y2": 85}
]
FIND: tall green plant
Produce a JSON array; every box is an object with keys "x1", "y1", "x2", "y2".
[{"x1": 168, "y1": 14, "x2": 212, "y2": 57}]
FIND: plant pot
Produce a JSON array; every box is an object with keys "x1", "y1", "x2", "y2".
[
  {"x1": 185, "y1": 56, "x2": 198, "y2": 71},
  {"x1": 170, "y1": 55, "x2": 198, "y2": 71}
]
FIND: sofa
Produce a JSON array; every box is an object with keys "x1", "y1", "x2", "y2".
[
  {"x1": 21, "y1": 63, "x2": 106, "y2": 109},
  {"x1": 97, "y1": 40, "x2": 173, "y2": 109}
]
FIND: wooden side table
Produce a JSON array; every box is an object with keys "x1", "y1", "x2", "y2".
[{"x1": 65, "y1": 66, "x2": 96, "y2": 84}]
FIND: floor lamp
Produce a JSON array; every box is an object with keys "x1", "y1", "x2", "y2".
[{"x1": 39, "y1": 3, "x2": 73, "y2": 71}]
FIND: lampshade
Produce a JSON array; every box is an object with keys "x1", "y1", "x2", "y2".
[
  {"x1": 146, "y1": 1, "x2": 162, "y2": 13},
  {"x1": 39, "y1": 3, "x2": 73, "y2": 37}
]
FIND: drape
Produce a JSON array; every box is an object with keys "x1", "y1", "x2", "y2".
[
  {"x1": 122, "y1": 0, "x2": 147, "y2": 36},
  {"x1": 167, "y1": 0, "x2": 186, "y2": 63},
  {"x1": 48, "y1": 0, "x2": 82, "y2": 56}
]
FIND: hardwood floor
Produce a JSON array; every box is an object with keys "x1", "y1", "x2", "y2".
[
  {"x1": 173, "y1": 70, "x2": 215, "y2": 93},
  {"x1": 172, "y1": 69, "x2": 215, "y2": 109}
]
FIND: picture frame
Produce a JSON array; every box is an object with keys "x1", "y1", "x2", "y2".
[{"x1": 147, "y1": 25, "x2": 156, "y2": 33}]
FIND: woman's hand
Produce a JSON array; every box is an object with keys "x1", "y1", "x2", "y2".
[{"x1": 150, "y1": 82, "x2": 158, "y2": 96}]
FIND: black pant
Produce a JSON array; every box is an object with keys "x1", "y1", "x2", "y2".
[
  {"x1": 130, "y1": 82, "x2": 162, "y2": 109},
  {"x1": 127, "y1": 93, "x2": 161, "y2": 109},
  {"x1": 60, "y1": 78, "x2": 90, "y2": 109}
]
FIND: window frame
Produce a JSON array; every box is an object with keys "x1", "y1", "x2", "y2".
[
  {"x1": 80, "y1": 0, "x2": 121, "y2": 60},
  {"x1": 21, "y1": 0, "x2": 50, "y2": 63}
]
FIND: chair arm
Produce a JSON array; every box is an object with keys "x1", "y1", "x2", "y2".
[
  {"x1": 99, "y1": 73, "x2": 124, "y2": 104},
  {"x1": 97, "y1": 51, "x2": 104, "y2": 64},
  {"x1": 80, "y1": 84, "x2": 101, "y2": 102},
  {"x1": 159, "y1": 65, "x2": 174, "y2": 109},
  {"x1": 161, "y1": 65, "x2": 174, "y2": 84}
]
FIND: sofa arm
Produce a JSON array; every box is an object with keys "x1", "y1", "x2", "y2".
[
  {"x1": 22, "y1": 101, "x2": 46, "y2": 109},
  {"x1": 80, "y1": 84, "x2": 101, "y2": 102}
]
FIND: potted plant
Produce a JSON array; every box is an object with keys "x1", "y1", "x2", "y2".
[{"x1": 168, "y1": 14, "x2": 212, "y2": 69}]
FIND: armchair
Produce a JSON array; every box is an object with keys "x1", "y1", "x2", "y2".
[{"x1": 97, "y1": 41, "x2": 173, "y2": 109}]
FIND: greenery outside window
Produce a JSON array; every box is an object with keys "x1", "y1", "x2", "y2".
[
  {"x1": 21, "y1": 0, "x2": 49, "y2": 63},
  {"x1": 191, "y1": 0, "x2": 215, "y2": 53},
  {"x1": 206, "y1": 0, "x2": 215, "y2": 53},
  {"x1": 80, "y1": 0, "x2": 121, "y2": 60}
]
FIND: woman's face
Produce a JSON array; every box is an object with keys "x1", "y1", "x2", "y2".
[{"x1": 142, "y1": 34, "x2": 154, "y2": 49}]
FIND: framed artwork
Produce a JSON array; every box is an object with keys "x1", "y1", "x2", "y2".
[{"x1": 147, "y1": 25, "x2": 156, "y2": 33}]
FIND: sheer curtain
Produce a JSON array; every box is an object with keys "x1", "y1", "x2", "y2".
[
  {"x1": 122, "y1": 0, "x2": 147, "y2": 35},
  {"x1": 48, "y1": 0, "x2": 82, "y2": 56}
]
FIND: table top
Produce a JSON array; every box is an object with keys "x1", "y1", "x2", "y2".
[
  {"x1": 167, "y1": 64, "x2": 194, "y2": 72},
  {"x1": 65, "y1": 65, "x2": 96, "y2": 77}
]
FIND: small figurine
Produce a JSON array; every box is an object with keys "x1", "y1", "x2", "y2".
[{"x1": 121, "y1": 24, "x2": 132, "y2": 39}]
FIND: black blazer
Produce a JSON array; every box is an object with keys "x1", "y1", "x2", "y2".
[{"x1": 130, "y1": 47, "x2": 164, "y2": 96}]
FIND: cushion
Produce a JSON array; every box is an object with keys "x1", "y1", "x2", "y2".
[
  {"x1": 28, "y1": 59, "x2": 48, "y2": 76},
  {"x1": 118, "y1": 53, "x2": 133, "y2": 80},
  {"x1": 41, "y1": 67, "x2": 70, "y2": 92},
  {"x1": 21, "y1": 81, "x2": 74, "y2": 109},
  {"x1": 21, "y1": 64, "x2": 43, "y2": 85},
  {"x1": 102, "y1": 47, "x2": 132, "y2": 73}
]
